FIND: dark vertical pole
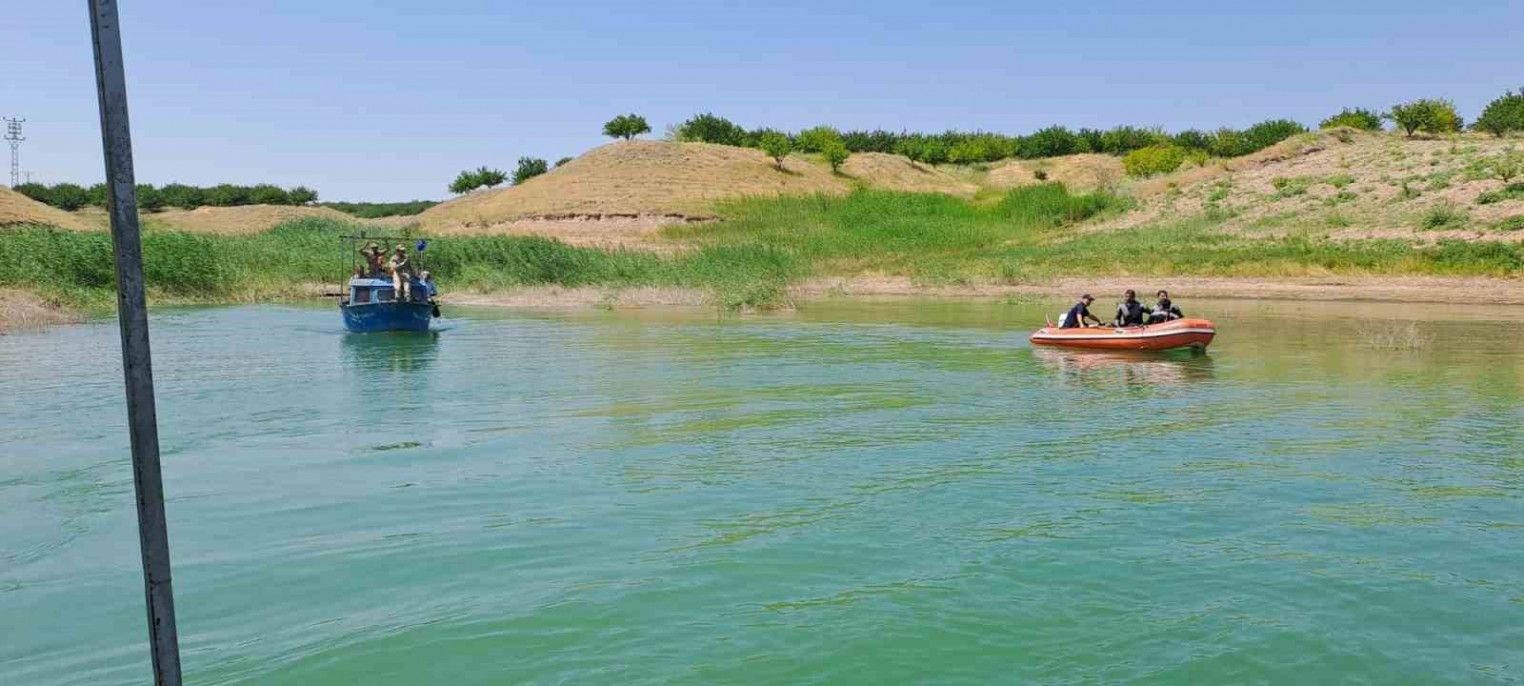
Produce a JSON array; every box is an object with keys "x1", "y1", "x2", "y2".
[{"x1": 87, "y1": 2, "x2": 183, "y2": 685}]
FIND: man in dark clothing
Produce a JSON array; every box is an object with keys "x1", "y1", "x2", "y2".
[
  {"x1": 1114, "y1": 289, "x2": 1148, "y2": 327},
  {"x1": 1061, "y1": 294, "x2": 1101, "y2": 328},
  {"x1": 1150, "y1": 289, "x2": 1183, "y2": 323}
]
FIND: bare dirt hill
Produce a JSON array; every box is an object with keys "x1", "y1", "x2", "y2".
[
  {"x1": 987, "y1": 153, "x2": 1124, "y2": 192},
  {"x1": 0, "y1": 186, "x2": 90, "y2": 231},
  {"x1": 418, "y1": 141, "x2": 853, "y2": 232},
  {"x1": 1100, "y1": 129, "x2": 1524, "y2": 242},
  {"x1": 841, "y1": 153, "x2": 980, "y2": 196},
  {"x1": 140, "y1": 205, "x2": 361, "y2": 235}
]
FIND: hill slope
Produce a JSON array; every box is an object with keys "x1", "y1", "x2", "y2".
[{"x1": 0, "y1": 186, "x2": 90, "y2": 231}]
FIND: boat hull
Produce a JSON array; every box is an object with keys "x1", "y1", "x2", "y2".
[
  {"x1": 1030, "y1": 318, "x2": 1216, "y2": 351},
  {"x1": 341, "y1": 301, "x2": 433, "y2": 333}
]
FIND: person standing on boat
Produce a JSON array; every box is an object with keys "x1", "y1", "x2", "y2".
[
  {"x1": 1114, "y1": 289, "x2": 1148, "y2": 327},
  {"x1": 387, "y1": 244, "x2": 414, "y2": 301},
  {"x1": 1150, "y1": 289, "x2": 1183, "y2": 323},
  {"x1": 1060, "y1": 294, "x2": 1102, "y2": 328},
  {"x1": 359, "y1": 242, "x2": 385, "y2": 276},
  {"x1": 418, "y1": 270, "x2": 438, "y2": 299}
]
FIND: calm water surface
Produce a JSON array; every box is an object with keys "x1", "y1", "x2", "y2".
[{"x1": 2, "y1": 298, "x2": 1523, "y2": 684}]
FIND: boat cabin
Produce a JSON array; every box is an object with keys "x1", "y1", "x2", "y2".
[{"x1": 346, "y1": 277, "x2": 429, "y2": 305}]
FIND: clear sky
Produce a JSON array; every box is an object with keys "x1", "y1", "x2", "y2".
[{"x1": 3, "y1": 1, "x2": 1519, "y2": 201}]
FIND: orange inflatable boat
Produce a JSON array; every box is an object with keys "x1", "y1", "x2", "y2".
[{"x1": 1030, "y1": 318, "x2": 1216, "y2": 351}]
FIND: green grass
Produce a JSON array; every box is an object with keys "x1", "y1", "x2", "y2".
[
  {"x1": 1271, "y1": 176, "x2": 1315, "y2": 198},
  {"x1": 1418, "y1": 203, "x2": 1470, "y2": 230},
  {"x1": 1477, "y1": 182, "x2": 1524, "y2": 205},
  {"x1": 6, "y1": 182, "x2": 1524, "y2": 315}
]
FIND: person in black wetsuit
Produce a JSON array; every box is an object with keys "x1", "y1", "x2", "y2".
[
  {"x1": 1114, "y1": 289, "x2": 1148, "y2": 327},
  {"x1": 1061, "y1": 294, "x2": 1101, "y2": 328},
  {"x1": 1149, "y1": 289, "x2": 1183, "y2": 323}
]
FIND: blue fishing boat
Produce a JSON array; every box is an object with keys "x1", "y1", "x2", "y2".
[{"x1": 337, "y1": 234, "x2": 441, "y2": 333}]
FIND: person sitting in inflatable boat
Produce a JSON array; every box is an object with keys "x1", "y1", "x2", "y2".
[
  {"x1": 1114, "y1": 290, "x2": 1148, "y2": 327},
  {"x1": 1059, "y1": 294, "x2": 1103, "y2": 328},
  {"x1": 1149, "y1": 289, "x2": 1183, "y2": 323}
]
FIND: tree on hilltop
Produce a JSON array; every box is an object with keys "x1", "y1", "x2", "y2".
[
  {"x1": 1473, "y1": 89, "x2": 1524, "y2": 137},
  {"x1": 603, "y1": 114, "x2": 652, "y2": 141},
  {"x1": 1387, "y1": 99, "x2": 1462, "y2": 137},
  {"x1": 822, "y1": 140, "x2": 850, "y2": 174},
  {"x1": 512, "y1": 157, "x2": 548, "y2": 185},
  {"x1": 449, "y1": 170, "x2": 482, "y2": 195},
  {"x1": 477, "y1": 166, "x2": 508, "y2": 189},
  {"x1": 758, "y1": 132, "x2": 792, "y2": 170}
]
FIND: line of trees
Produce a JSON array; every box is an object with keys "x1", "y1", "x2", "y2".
[
  {"x1": 14, "y1": 181, "x2": 318, "y2": 212},
  {"x1": 447, "y1": 157, "x2": 552, "y2": 195}
]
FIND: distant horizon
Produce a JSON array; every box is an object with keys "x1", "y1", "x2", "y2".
[{"x1": 5, "y1": 1, "x2": 1520, "y2": 201}]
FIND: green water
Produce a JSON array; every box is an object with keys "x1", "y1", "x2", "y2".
[{"x1": 3, "y1": 298, "x2": 1523, "y2": 684}]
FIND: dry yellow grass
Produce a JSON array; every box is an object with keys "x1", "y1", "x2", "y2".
[
  {"x1": 142, "y1": 204, "x2": 361, "y2": 235},
  {"x1": 0, "y1": 288, "x2": 78, "y2": 333},
  {"x1": 0, "y1": 186, "x2": 90, "y2": 231},
  {"x1": 987, "y1": 153, "x2": 1124, "y2": 192},
  {"x1": 840, "y1": 153, "x2": 980, "y2": 195},
  {"x1": 418, "y1": 141, "x2": 852, "y2": 231}
]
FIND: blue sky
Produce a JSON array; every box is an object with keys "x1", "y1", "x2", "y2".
[{"x1": 3, "y1": 1, "x2": 1519, "y2": 201}]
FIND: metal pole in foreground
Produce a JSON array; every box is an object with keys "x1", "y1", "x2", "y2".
[{"x1": 87, "y1": 1, "x2": 183, "y2": 684}]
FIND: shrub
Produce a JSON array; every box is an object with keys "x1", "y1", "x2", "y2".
[
  {"x1": 136, "y1": 184, "x2": 165, "y2": 212},
  {"x1": 758, "y1": 131, "x2": 792, "y2": 170},
  {"x1": 1476, "y1": 182, "x2": 1524, "y2": 205},
  {"x1": 674, "y1": 112, "x2": 747, "y2": 146},
  {"x1": 288, "y1": 186, "x2": 319, "y2": 205},
  {"x1": 204, "y1": 183, "x2": 250, "y2": 207},
  {"x1": 1419, "y1": 202, "x2": 1469, "y2": 230},
  {"x1": 1387, "y1": 99, "x2": 1463, "y2": 137},
  {"x1": 448, "y1": 170, "x2": 481, "y2": 195},
  {"x1": 1034, "y1": 169, "x2": 1048, "y2": 181},
  {"x1": 512, "y1": 158, "x2": 548, "y2": 185},
  {"x1": 822, "y1": 140, "x2": 850, "y2": 173},
  {"x1": 1075, "y1": 128, "x2": 1104, "y2": 154},
  {"x1": 1271, "y1": 176, "x2": 1315, "y2": 198},
  {"x1": 555, "y1": 157, "x2": 574, "y2": 168},
  {"x1": 159, "y1": 183, "x2": 202, "y2": 209},
  {"x1": 1208, "y1": 128, "x2": 1249, "y2": 157},
  {"x1": 795, "y1": 126, "x2": 842, "y2": 154},
  {"x1": 1493, "y1": 150, "x2": 1523, "y2": 183},
  {"x1": 1473, "y1": 89, "x2": 1524, "y2": 137},
  {"x1": 1123, "y1": 144, "x2": 1191, "y2": 177},
  {"x1": 1320, "y1": 108, "x2": 1384, "y2": 131},
  {"x1": 50, "y1": 183, "x2": 90, "y2": 211},
  {"x1": 248, "y1": 183, "x2": 290, "y2": 205},
  {"x1": 948, "y1": 139, "x2": 986, "y2": 165},
  {"x1": 1496, "y1": 215, "x2": 1524, "y2": 232},
  {"x1": 476, "y1": 166, "x2": 508, "y2": 189},
  {"x1": 1171, "y1": 129, "x2": 1213, "y2": 151},
  {"x1": 13, "y1": 182, "x2": 51, "y2": 205},
  {"x1": 1326, "y1": 173, "x2": 1355, "y2": 188},
  {"x1": 921, "y1": 139, "x2": 949, "y2": 166},
  {"x1": 87, "y1": 183, "x2": 109, "y2": 208},
  {"x1": 841, "y1": 129, "x2": 901, "y2": 153},
  {"x1": 1023, "y1": 125, "x2": 1080, "y2": 158},
  {"x1": 1099, "y1": 126, "x2": 1166, "y2": 155},
  {"x1": 602, "y1": 113, "x2": 651, "y2": 141},
  {"x1": 1240, "y1": 119, "x2": 1308, "y2": 152}
]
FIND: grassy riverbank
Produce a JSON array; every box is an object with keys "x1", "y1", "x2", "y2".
[{"x1": 4, "y1": 183, "x2": 1523, "y2": 329}]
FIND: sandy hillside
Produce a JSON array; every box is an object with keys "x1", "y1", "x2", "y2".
[
  {"x1": 0, "y1": 186, "x2": 91, "y2": 231},
  {"x1": 1105, "y1": 129, "x2": 1524, "y2": 241},
  {"x1": 140, "y1": 204, "x2": 362, "y2": 235},
  {"x1": 418, "y1": 141, "x2": 854, "y2": 232},
  {"x1": 987, "y1": 153, "x2": 1125, "y2": 192},
  {"x1": 840, "y1": 152, "x2": 980, "y2": 196}
]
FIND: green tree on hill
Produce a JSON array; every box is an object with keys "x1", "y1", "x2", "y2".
[
  {"x1": 674, "y1": 113, "x2": 747, "y2": 146},
  {"x1": 922, "y1": 139, "x2": 949, "y2": 167},
  {"x1": 1320, "y1": 108, "x2": 1384, "y2": 131},
  {"x1": 555, "y1": 157, "x2": 574, "y2": 168},
  {"x1": 796, "y1": 126, "x2": 842, "y2": 154},
  {"x1": 602, "y1": 114, "x2": 652, "y2": 141},
  {"x1": 289, "y1": 186, "x2": 319, "y2": 205},
  {"x1": 449, "y1": 170, "x2": 482, "y2": 195},
  {"x1": 1387, "y1": 99, "x2": 1463, "y2": 137},
  {"x1": 205, "y1": 183, "x2": 250, "y2": 207},
  {"x1": 822, "y1": 139, "x2": 850, "y2": 174},
  {"x1": 136, "y1": 184, "x2": 165, "y2": 212},
  {"x1": 160, "y1": 183, "x2": 203, "y2": 209},
  {"x1": 1473, "y1": 89, "x2": 1524, "y2": 137},
  {"x1": 249, "y1": 183, "x2": 290, "y2": 205},
  {"x1": 758, "y1": 131, "x2": 792, "y2": 170},
  {"x1": 477, "y1": 166, "x2": 508, "y2": 189},
  {"x1": 13, "y1": 182, "x2": 51, "y2": 205},
  {"x1": 49, "y1": 183, "x2": 90, "y2": 211},
  {"x1": 512, "y1": 158, "x2": 549, "y2": 185},
  {"x1": 87, "y1": 183, "x2": 109, "y2": 208}
]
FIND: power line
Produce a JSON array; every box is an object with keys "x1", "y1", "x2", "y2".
[{"x1": 3, "y1": 117, "x2": 24, "y2": 188}]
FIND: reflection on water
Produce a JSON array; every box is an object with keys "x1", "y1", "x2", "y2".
[
  {"x1": 1032, "y1": 346, "x2": 1216, "y2": 386},
  {"x1": 3, "y1": 300, "x2": 1524, "y2": 686}
]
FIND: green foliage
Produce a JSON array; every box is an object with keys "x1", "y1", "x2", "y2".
[
  {"x1": 675, "y1": 112, "x2": 747, "y2": 146},
  {"x1": 512, "y1": 158, "x2": 548, "y2": 185},
  {"x1": 1170, "y1": 129, "x2": 1213, "y2": 151},
  {"x1": 448, "y1": 170, "x2": 481, "y2": 195},
  {"x1": 1419, "y1": 203, "x2": 1469, "y2": 230},
  {"x1": 204, "y1": 183, "x2": 251, "y2": 207},
  {"x1": 14, "y1": 182, "x2": 51, "y2": 205},
  {"x1": 1271, "y1": 176, "x2": 1316, "y2": 198},
  {"x1": 1476, "y1": 182, "x2": 1524, "y2": 205},
  {"x1": 1242, "y1": 119, "x2": 1308, "y2": 152},
  {"x1": 602, "y1": 113, "x2": 652, "y2": 140},
  {"x1": 49, "y1": 183, "x2": 89, "y2": 211},
  {"x1": 1326, "y1": 174, "x2": 1355, "y2": 188},
  {"x1": 1387, "y1": 99, "x2": 1463, "y2": 137},
  {"x1": 477, "y1": 166, "x2": 508, "y2": 189},
  {"x1": 159, "y1": 183, "x2": 203, "y2": 209},
  {"x1": 1320, "y1": 108, "x2": 1384, "y2": 131},
  {"x1": 288, "y1": 186, "x2": 319, "y2": 205},
  {"x1": 136, "y1": 184, "x2": 165, "y2": 212},
  {"x1": 248, "y1": 183, "x2": 290, "y2": 205},
  {"x1": 1492, "y1": 150, "x2": 1524, "y2": 183},
  {"x1": 841, "y1": 130, "x2": 901, "y2": 153},
  {"x1": 822, "y1": 140, "x2": 850, "y2": 173},
  {"x1": 319, "y1": 200, "x2": 437, "y2": 218},
  {"x1": 87, "y1": 183, "x2": 109, "y2": 208},
  {"x1": 1122, "y1": 145, "x2": 1196, "y2": 177},
  {"x1": 795, "y1": 126, "x2": 842, "y2": 154},
  {"x1": 1100, "y1": 126, "x2": 1167, "y2": 155},
  {"x1": 555, "y1": 156, "x2": 574, "y2": 168},
  {"x1": 1496, "y1": 215, "x2": 1524, "y2": 232},
  {"x1": 758, "y1": 131, "x2": 792, "y2": 169},
  {"x1": 1023, "y1": 126, "x2": 1081, "y2": 157},
  {"x1": 1473, "y1": 89, "x2": 1524, "y2": 137}
]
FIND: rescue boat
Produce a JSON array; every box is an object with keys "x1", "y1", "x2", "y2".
[{"x1": 1030, "y1": 318, "x2": 1216, "y2": 351}]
